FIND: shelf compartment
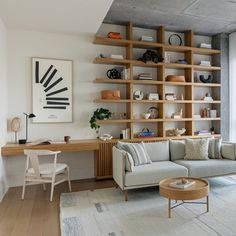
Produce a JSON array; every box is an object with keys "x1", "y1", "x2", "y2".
[
  {"x1": 132, "y1": 80, "x2": 163, "y2": 85},
  {"x1": 193, "y1": 65, "x2": 221, "y2": 71},
  {"x1": 94, "y1": 99, "x2": 131, "y2": 103},
  {"x1": 164, "y1": 100, "x2": 192, "y2": 103},
  {"x1": 94, "y1": 57, "x2": 131, "y2": 65},
  {"x1": 164, "y1": 63, "x2": 192, "y2": 69},
  {"x1": 132, "y1": 100, "x2": 164, "y2": 103},
  {"x1": 192, "y1": 47, "x2": 220, "y2": 55},
  {"x1": 164, "y1": 118, "x2": 193, "y2": 122},
  {"x1": 94, "y1": 78, "x2": 131, "y2": 84},
  {"x1": 94, "y1": 36, "x2": 131, "y2": 47}
]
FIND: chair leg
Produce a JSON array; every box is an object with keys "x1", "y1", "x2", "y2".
[
  {"x1": 124, "y1": 190, "x2": 128, "y2": 201},
  {"x1": 22, "y1": 179, "x2": 26, "y2": 200},
  {"x1": 43, "y1": 184, "x2": 46, "y2": 191},
  {"x1": 67, "y1": 167, "x2": 72, "y2": 192},
  {"x1": 50, "y1": 182, "x2": 55, "y2": 202}
]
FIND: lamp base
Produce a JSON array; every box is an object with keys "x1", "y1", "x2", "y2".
[{"x1": 18, "y1": 139, "x2": 26, "y2": 144}]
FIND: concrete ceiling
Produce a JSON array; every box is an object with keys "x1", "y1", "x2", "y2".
[
  {"x1": 104, "y1": 0, "x2": 236, "y2": 35},
  {"x1": 0, "y1": 0, "x2": 113, "y2": 34}
]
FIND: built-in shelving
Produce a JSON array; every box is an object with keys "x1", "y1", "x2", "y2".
[{"x1": 93, "y1": 22, "x2": 221, "y2": 140}]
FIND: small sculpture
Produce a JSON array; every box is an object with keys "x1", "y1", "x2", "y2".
[
  {"x1": 171, "y1": 109, "x2": 183, "y2": 119},
  {"x1": 138, "y1": 50, "x2": 163, "y2": 64}
]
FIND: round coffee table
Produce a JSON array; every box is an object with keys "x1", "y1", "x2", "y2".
[{"x1": 159, "y1": 177, "x2": 209, "y2": 218}]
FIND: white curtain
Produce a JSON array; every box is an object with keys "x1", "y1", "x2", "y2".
[{"x1": 229, "y1": 32, "x2": 236, "y2": 141}]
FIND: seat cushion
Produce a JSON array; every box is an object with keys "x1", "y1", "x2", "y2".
[
  {"x1": 142, "y1": 141, "x2": 169, "y2": 162},
  {"x1": 125, "y1": 161, "x2": 188, "y2": 187},
  {"x1": 28, "y1": 163, "x2": 67, "y2": 176},
  {"x1": 174, "y1": 159, "x2": 236, "y2": 177}
]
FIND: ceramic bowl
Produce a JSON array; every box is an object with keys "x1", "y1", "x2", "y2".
[{"x1": 142, "y1": 113, "x2": 151, "y2": 119}]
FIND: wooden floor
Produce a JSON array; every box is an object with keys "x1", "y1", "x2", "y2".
[{"x1": 0, "y1": 179, "x2": 115, "y2": 236}]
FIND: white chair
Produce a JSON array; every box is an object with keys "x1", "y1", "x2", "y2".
[{"x1": 22, "y1": 149, "x2": 71, "y2": 202}]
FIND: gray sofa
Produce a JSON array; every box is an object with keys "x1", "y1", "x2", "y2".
[{"x1": 112, "y1": 140, "x2": 236, "y2": 200}]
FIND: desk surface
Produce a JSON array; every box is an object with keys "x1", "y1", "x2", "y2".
[{"x1": 1, "y1": 139, "x2": 100, "y2": 157}]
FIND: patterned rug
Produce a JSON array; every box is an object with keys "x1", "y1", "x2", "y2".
[{"x1": 60, "y1": 176, "x2": 236, "y2": 236}]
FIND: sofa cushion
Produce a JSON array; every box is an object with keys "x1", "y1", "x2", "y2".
[
  {"x1": 142, "y1": 141, "x2": 169, "y2": 162},
  {"x1": 184, "y1": 139, "x2": 209, "y2": 160},
  {"x1": 125, "y1": 161, "x2": 188, "y2": 187},
  {"x1": 120, "y1": 150, "x2": 134, "y2": 172},
  {"x1": 208, "y1": 138, "x2": 222, "y2": 159},
  {"x1": 174, "y1": 159, "x2": 236, "y2": 177},
  {"x1": 169, "y1": 140, "x2": 186, "y2": 161},
  {"x1": 221, "y1": 142, "x2": 235, "y2": 160},
  {"x1": 117, "y1": 141, "x2": 152, "y2": 166}
]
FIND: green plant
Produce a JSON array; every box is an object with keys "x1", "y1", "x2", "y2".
[{"x1": 89, "y1": 108, "x2": 112, "y2": 134}]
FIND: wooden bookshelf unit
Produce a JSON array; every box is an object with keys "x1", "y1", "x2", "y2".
[{"x1": 93, "y1": 22, "x2": 221, "y2": 140}]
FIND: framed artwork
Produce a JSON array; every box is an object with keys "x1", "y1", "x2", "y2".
[{"x1": 32, "y1": 57, "x2": 73, "y2": 123}]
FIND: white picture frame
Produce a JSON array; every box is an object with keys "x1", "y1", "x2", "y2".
[{"x1": 32, "y1": 57, "x2": 73, "y2": 123}]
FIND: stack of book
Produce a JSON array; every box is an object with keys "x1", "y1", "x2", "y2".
[
  {"x1": 137, "y1": 73, "x2": 153, "y2": 80},
  {"x1": 195, "y1": 130, "x2": 211, "y2": 136},
  {"x1": 140, "y1": 36, "x2": 154, "y2": 42},
  {"x1": 121, "y1": 128, "x2": 130, "y2": 139},
  {"x1": 200, "y1": 43, "x2": 212, "y2": 49},
  {"x1": 199, "y1": 60, "x2": 211, "y2": 66}
]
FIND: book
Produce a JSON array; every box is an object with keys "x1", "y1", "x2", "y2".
[
  {"x1": 169, "y1": 180, "x2": 195, "y2": 189},
  {"x1": 28, "y1": 139, "x2": 66, "y2": 145}
]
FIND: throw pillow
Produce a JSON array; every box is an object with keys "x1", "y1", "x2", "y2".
[
  {"x1": 120, "y1": 150, "x2": 134, "y2": 172},
  {"x1": 141, "y1": 141, "x2": 169, "y2": 162},
  {"x1": 208, "y1": 138, "x2": 222, "y2": 159},
  {"x1": 169, "y1": 140, "x2": 186, "y2": 161},
  {"x1": 221, "y1": 142, "x2": 235, "y2": 160},
  {"x1": 184, "y1": 139, "x2": 209, "y2": 160},
  {"x1": 118, "y1": 141, "x2": 152, "y2": 166}
]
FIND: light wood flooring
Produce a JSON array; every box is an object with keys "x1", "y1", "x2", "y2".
[{"x1": 0, "y1": 179, "x2": 115, "y2": 236}]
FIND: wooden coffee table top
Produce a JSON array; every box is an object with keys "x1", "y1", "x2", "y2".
[{"x1": 159, "y1": 177, "x2": 209, "y2": 200}]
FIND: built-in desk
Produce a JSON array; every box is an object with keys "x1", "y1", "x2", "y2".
[{"x1": 1, "y1": 139, "x2": 114, "y2": 179}]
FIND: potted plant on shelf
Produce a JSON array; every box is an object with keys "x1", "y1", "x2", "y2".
[{"x1": 89, "y1": 108, "x2": 112, "y2": 137}]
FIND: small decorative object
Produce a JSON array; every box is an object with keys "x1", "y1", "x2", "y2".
[
  {"x1": 121, "y1": 68, "x2": 130, "y2": 80},
  {"x1": 141, "y1": 113, "x2": 151, "y2": 119},
  {"x1": 199, "y1": 60, "x2": 211, "y2": 66},
  {"x1": 32, "y1": 58, "x2": 72, "y2": 123},
  {"x1": 169, "y1": 178, "x2": 195, "y2": 189},
  {"x1": 171, "y1": 109, "x2": 183, "y2": 119},
  {"x1": 176, "y1": 59, "x2": 188, "y2": 64},
  {"x1": 201, "y1": 108, "x2": 211, "y2": 118},
  {"x1": 165, "y1": 93, "x2": 177, "y2": 101},
  {"x1": 148, "y1": 106, "x2": 158, "y2": 119},
  {"x1": 193, "y1": 114, "x2": 201, "y2": 119},
  {"x1": 11, "y1": 117, "x2": 21, "y2": 143},
  {"x1": 133, "y1": 90, "x2": 144, "y2": 100},
  {"x1": 89, "y1": 108, "x2": 112, "y2": 136},
  {"x1": 168, "y1": 34, "x2": 182, "y2": 46},
  {"x1": 140, "y1": 36, "x2": 154, "y2": 42},
  {"x1": 202, "y1": 93, "x2": 213, "y2": 102},
  {"x1": 18, "y1": 113, "x2": 36, "y2": 144},
  {"x1": 64, "y1": 136, "x2": 71, "y2": 143},
  {"x1": 99, "y1": 133, "x2": 113, "y2": 141},
  {"x1": 101, "y1": 90, "x2": 120, "y2": 100},
  {"x1": 148, "y1": 93, "x2": 159, "y2": 100},
  {"x1": 199, "y1": 74, "x2": 213, "y2": 83},
  {"x1": 166, "y1": 75, "x2": 185, "y2": 82},
  {"x1": 200, "y1": 43, "x2": 212, "y2": 49},
  {"x1": 181, "y1": 93, "x2": 184, "y2": 100},
  {"x1": 137, "y1": 128, "x2": 155, "y2": 138},
  {"x1": 107, "y1": 32, "x2": 122, "y2": 39},
  {"x1": 137, "y1": 73, "x2": 153, "y2": 80},
  {"x1": 164, "y1": 52, "x2": 171, "y2": 63},
  {"x1": 138, "y1": 50, "x2": 163, "y2": 63},
  {"x1": 174, "y1": 128, "x2": 186, "y2": 136},
  {"x1": 210, "y1": 127, "x2": 215, "y2": 134},
  {"x1": 121, "y1": 128, "x2": 130, "y2": 139},
  {"x1": 99, "y1": 53, "x2": 106, "y2": 58},
  {"x1": 210, "y1": 110, "x2": 217, "y2": 118},
  {"x1": 106, "y1": 68, "x2": 121, "y2": 80},
  {"x1": 110, "y1": 54, "x2": 124, "y2": 59}
]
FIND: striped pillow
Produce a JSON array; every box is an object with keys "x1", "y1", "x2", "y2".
[{"x1": 118, "y1": 142, "x2": 152, "y2": 166}]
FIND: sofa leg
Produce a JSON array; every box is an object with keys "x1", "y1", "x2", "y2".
[{"x1": 124, "y1": 190, "x2": 128, "y2": 201}]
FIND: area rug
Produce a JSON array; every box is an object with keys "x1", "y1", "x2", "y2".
[{"x1": 60, "y1": 177, "x2": 236, "y2": 236}]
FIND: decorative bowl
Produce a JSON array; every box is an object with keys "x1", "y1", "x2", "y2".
[{"x1": 142, "y1": 113, "x2": 151, "y2": 119}]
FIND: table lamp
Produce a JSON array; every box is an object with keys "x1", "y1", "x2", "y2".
[{"x1": 18, "y1": 113, "x2": 36, "y2": 144}]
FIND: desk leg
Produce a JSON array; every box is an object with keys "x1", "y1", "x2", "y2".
[
  {"x1": 168, "y1": 199, "x2": 171, "y2": 218},
  {"x1": 206, "y1": 195, "x2": 209, "y2": 212}
]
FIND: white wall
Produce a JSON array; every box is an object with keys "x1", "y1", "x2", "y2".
[
  {"x1": 0, "y1": 18, "x2": 8, "y2": 200},
  {"x1": 6, "y1": 26, "x2": 125, "y2": 186}
]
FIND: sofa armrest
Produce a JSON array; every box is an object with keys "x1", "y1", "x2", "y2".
[
  {"x1": 112, "y1": 146, "x2": 126, "y2": 190},
  {"x1": 221, "y1": 142, "x2": 236, "y2": 160}
]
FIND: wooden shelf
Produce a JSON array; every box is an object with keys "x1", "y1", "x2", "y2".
[
  {"x1": 193, "y1": 83, "x2": 221, "y2": 87},
  {"x1": 94, "y1": 57, "x2": 132, "y2": 65},
  {"x1": 164, "y1": 81, "x2": 192, "y2": 86},
  {"x1": 132, "y1": 100, "x2": 164, "y2": 103},
  {"x1": 94, "y1": 99, "x2": 131, "y2": 103},
  {"x1": 193, "y1": 118, "x2": 221, "y2": 121},
  {"x1": 94, "y1": 78, "x2": 131, "y2": 84},
  {"x1": 132, "y1": 119, "x2": 163, "y2": 123},
  {"x1": 192, "y1": 100, "x2": 221, "y2": 104},
  {"x1": 192, "y1": 47, "x2": 220, "y2": 55},
  {"x1": 97, "y1": 119, "x2": 131, "y2": 124},
  {"x1": 164, "y1": 100, "x2": 192, "y2": 103},
  {"x1": 193, "y1": 65, "x2": 221, "y2": 71},
  {"x1": 164, "y1": 118, "x2": 193, "y2": 122},
  {"x1": 132, "y1": 80, "x2": 163, "y2": 85},
  {"x1": 94, "y1": 36, "x2": 131, "y2": 47}
]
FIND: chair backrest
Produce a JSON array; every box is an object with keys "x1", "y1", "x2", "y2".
[{"x1": 24, "y1": 149, "x2": 61, "y2": 178}]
